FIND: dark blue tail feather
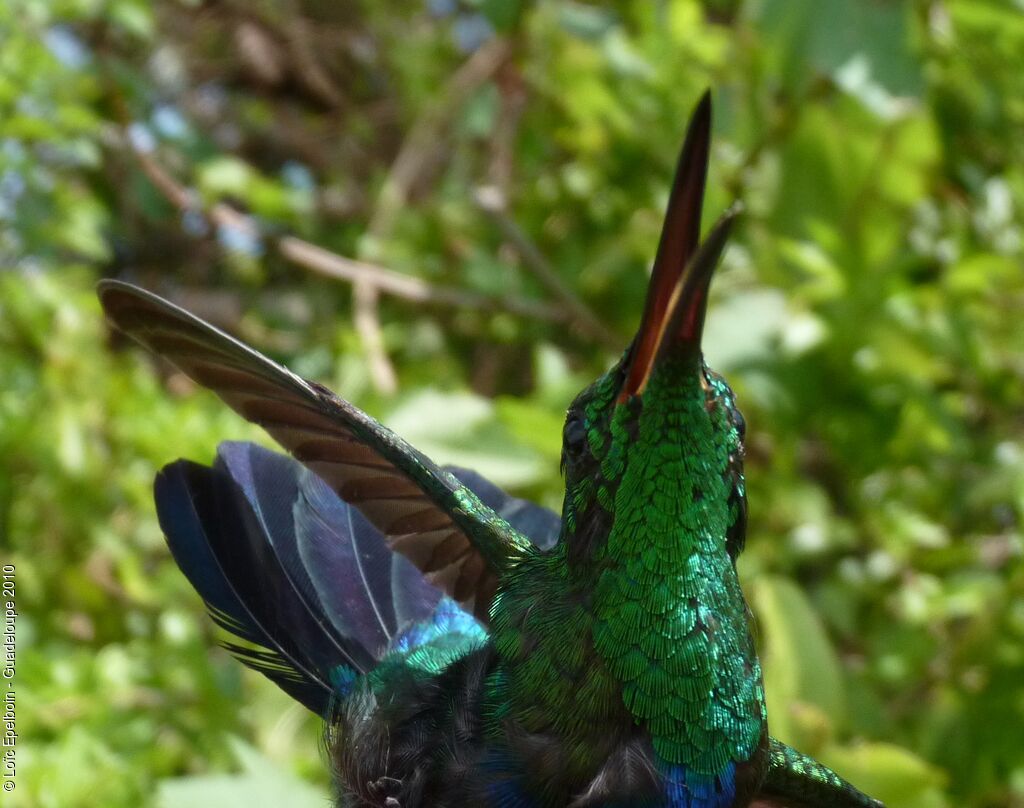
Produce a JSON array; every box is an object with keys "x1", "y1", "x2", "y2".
[
  {"x1": 156, "y1": 457, "x2": 343, "y2": 712},
  {"x1": 293, "y1": 456, "x2": 443, "y2": 656},
  {"x1": 155, "y1": 442, "x2": 561, "y2": 716},
  {"x1": 156, "y1": 442, "x2": 440, "y2": 714}
]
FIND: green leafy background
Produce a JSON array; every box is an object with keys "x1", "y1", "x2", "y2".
[{"x1": 2, "y1": 1, "x2": 1023, "y2": 806}]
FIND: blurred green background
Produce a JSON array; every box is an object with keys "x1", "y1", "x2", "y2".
[{"x1": 2, "y1": 1, "x2": 1023, "y2": 806}]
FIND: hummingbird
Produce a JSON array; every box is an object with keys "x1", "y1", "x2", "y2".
[{"x1": 99, "y1": 93, "x2": 883, "y2": 808}]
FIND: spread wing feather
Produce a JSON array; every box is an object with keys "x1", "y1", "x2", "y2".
[{"x1": 101, "y1": 280, "x2": 532, "y2": 621}]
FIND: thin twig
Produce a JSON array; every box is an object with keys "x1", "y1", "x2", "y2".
[
  {"x1": 356, "y1": 38, "x2": 513, "y2": 392},
  {"x1": 277, "y1": 236, "x2": 562, "y2": 320},
  {"x1": 136, "y1": 146, "x2": 399, "y2": 391},
  {"x1": 474, "y1": 186, "x2": 620, "y2": 349},
  {"x1": 133, "y1": 148, "x2": 259, "y2": 240},
  {"x1": 352, "y1": 279, "x2": 397, "y2": 395},
  {"x1": 368, "y1": 37, "x2": 512, "y2": 242}
]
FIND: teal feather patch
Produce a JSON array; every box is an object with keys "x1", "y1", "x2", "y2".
[{"x1": 587, "y1": 357, "x2": 764, "y2": 776}]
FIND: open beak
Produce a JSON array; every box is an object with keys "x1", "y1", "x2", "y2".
[{"x1": 617, "y1": 92, "x2": 738, "y2": 404}]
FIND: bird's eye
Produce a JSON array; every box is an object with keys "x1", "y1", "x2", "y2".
[
  {"x1": 733, "y1": 408, "x2": 746, "y2": 439},
  {"x1": 564, "y1": 416, "x2": 588, "y2": 456}
]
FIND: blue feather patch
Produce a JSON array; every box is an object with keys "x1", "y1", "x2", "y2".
[
  {"x1": 390, "y1": 597, "x2": 487, "y2": 655},
  {"x1": 482, "y1": 749, "x2": 543, "y2": 808},
  {"x1": 661, "y1": 762, "x2": 736, "y2": 808},
  {"x1": 329, "y1": 664, "x2": 360, "y2": 699}
]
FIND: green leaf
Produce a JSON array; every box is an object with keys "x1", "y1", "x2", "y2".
[
  {"x1": 751, "y1": 576, "x2": 846, "y2": 749},
  {"x1": 702, "y1": 289, "x2": 789, "y2": 370},
  {"x1": 495, "y1": 396, "x2": 565, "y2": 461},
  {"x1": 751, "y1": 0, "x2": 923, "y2": 97},
  {"x1": 820, "y1": 742, "x2": 949, "y2": 808},
  {"x1": 198, "y1": 156, "x2": 254, "y2": 198},
  {"x1": 385, "y1": 390, "x2": 547, "y2": 488},
  {"x1": 157, "y1": 740, "x2": 329, "y2": 808}
]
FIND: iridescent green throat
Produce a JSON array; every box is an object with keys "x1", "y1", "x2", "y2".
[{"x1": 578, "y1": 356, "x2": 763, "y2": 775}]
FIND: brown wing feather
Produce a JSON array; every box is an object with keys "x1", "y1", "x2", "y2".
[{"x1": 98, "y1": 280, "x2": 528, "y2": 621}]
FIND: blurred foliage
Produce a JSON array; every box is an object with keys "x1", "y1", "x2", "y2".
[{"x1": 2, "y1": 0, "x2": 1023, "y2": 806}]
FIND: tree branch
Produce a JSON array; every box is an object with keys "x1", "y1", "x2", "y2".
[{"x1": 129, "y1": 145, "x2": 566, "y2": 323}]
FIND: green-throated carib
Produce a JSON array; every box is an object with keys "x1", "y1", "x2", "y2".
[{"x1": 99, "y1": 92, "x2": 884, "y2": 808}]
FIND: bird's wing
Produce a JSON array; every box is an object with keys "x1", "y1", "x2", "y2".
[
  {"x1": 100, "y1": 280, "x2": 533, "y2": 622},
  {"x1": 754, "y1": 738, "x2": 884, "y2": 808},
  {"x1": 445, "y1": 466, "x2": 561, "y2": 551}
]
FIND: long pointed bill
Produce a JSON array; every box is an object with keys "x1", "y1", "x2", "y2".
[
  {"x1": 617, "y1": 209, "x2": 739, "y2": 403},
  {"x1": 618, "y1": 92, "x2": 711, "y2": 403},
  {"x1": 617, "y1": 92, "x2": 737, "y2": 404},
  {"x1": 653, "y1": 206, "x2": 738, "y2": 363}
]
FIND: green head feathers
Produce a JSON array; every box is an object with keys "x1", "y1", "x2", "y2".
[
  {"x1": 555, "y1": 92, "x2": 764, "y2": 776},
  {"x1": 559, "y1": 92, "x2": 747, "y2": 574}
]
